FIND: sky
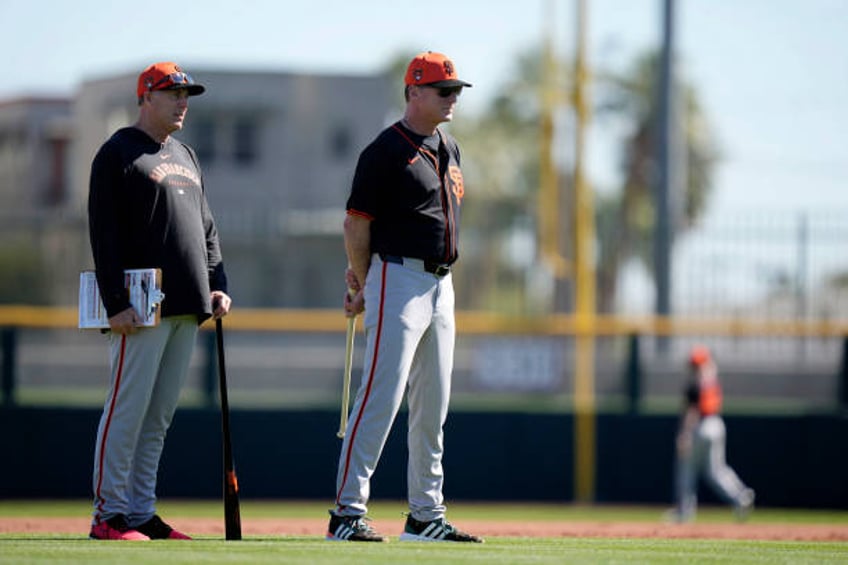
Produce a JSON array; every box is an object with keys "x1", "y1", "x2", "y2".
[{"x1": 3, "y1": 0, "x2": 846, "y2": 222}]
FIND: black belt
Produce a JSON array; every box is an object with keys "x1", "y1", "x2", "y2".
[{"x1": 380, "y1": 254, "x2": 451, "y2": 277}]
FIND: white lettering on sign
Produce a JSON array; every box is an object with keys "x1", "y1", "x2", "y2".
[{"x1": 472, "y1": 338, "x2": 562, "y2": 391}]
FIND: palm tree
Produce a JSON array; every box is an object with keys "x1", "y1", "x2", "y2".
[
  {"x1": 595, "y1": 50, "x2": 719, "y2": 312},
  {"x1": 375, "y1": 47, "x2": 718, "y2": 314},
  {"x1": 450, "y1": 50, "x2": 551, "y2": 311}
]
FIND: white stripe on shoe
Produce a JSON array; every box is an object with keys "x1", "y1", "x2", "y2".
[
  {"x1": 423, "y1": 522, "x2": 447, "y2": 539},
  {"x1": 399, "y1": 517, "x2": 483, "y2": 543},
  {"x1": 334, "y1": 523, "x2": 354, "y2": 540}
]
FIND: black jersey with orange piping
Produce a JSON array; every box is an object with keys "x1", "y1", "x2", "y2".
[
  {"x1": 685, "y1": 378, "x2": 723, "y2": 417},
  {"x1": 346, "y1": 121, "x2": 464, "y2": 265}
]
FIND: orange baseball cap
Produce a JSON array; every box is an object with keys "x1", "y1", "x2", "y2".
[
  {"x1": 136, "y1": 62, "x2": 206, "y2": 98},
  {"x1": 404, "y1": 52, "x2": 472, "y2": 88},
  {"x1": 689, "y1": 345, "x2": 711, "y2": 366}
]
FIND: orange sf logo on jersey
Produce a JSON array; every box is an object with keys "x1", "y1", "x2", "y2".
[{"x1": 448, "y1": 165, "x2": 464, "y2": 202}]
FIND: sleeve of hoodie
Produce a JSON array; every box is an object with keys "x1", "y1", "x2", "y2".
[
  {"x1": 88, "y1": 140, "x2": 133, "y2": 318},
  {"x1": 189, "y1": 144, "x2": 228, "y2": 294}
]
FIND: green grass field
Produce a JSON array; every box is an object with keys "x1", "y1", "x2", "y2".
[
  {"x1": 5, "y1": 537, "x2": 845, "y2": 565},
  {"x1": 1, "y1": 500, "x2": 846, "y2": 565}
]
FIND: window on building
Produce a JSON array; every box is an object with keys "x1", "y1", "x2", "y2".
[
  {"x1": 329, "y1": 123, "x2": 352, "y2": 159},
  {"x1": 45, "y1": 137, "x2": 68, "y2": 206},
  {"x1": 191, "y1": 119, "x2": 216, "y2": 164},
  {"x1": 233, "y1": 119, "x2": 257, "y2": 165}
]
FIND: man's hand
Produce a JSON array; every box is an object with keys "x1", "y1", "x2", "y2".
[
  {"x1": 345, "y1": 268, "x2": 361, "y2": 293},
  {"x1": 344, "y1": 288, "x2": 365, "y2": 318},
  {"x1": 211, "y1": 291, "x2": 232, "y2": 319},
  {"x1": 108, "y1": 307, "x2": 142, "y2": 335},
  {"x1": 343, "y1": 268, "x2": 364, "y2": 317}
]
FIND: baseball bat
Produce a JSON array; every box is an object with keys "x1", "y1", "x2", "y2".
[
  {"x1": 337, "y1": 291, "x2": 356, "y2": 438},
  {"x1": 215, "y1": 317, "x2": 242, "y2": 540}
]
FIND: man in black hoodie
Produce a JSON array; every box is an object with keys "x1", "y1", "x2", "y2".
[{"x1": 87, "y1": 61, "x2": 231, "y2": 541}]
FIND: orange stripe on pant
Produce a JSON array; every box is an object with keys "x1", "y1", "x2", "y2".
[
  {"x1": 93, "y1": 334, "x2": 126, "y2": 522},
  {"x1": 335, "y1": 261, "x2": 388, "y2": 507}
]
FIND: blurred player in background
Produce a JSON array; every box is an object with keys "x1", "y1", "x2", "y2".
[{"x1": 667, "y1": 345, "x2": 755, "y2": 523}]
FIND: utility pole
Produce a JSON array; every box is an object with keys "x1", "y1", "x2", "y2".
[{"x1": 654, "y1": 0, "x2": 677, "y2": 341}]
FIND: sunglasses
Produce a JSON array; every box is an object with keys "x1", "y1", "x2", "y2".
[
  {"x1": 149, "y1": 72, "x2": 195, "y2": 91},
  {"x1": 426, "y1": 85, "x2": 463, "y2": 98}
]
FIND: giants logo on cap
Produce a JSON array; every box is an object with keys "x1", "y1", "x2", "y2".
[
  {"x1": 443, "y1": 60, "x2": 454, "y2": 78},
  {"x1": 404, "y1": 51, "x2": 471, "y2": 87}
]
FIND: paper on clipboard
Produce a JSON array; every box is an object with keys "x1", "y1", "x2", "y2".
[{"x1": 78, "y1": 268, "x2": 165, "y2": 329}]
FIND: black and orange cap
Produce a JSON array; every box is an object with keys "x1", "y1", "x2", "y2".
[
  {"x1": 137, "y1": 62, "x2": 205, "y2": 98},
  {"x1": 404, "y1": 51, "x2": 472, "y2": 88},
  {"x1": 689, "y1": 345, "x2": 711, "y2": 367}
]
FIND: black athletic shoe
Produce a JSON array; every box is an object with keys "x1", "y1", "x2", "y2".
[
  {"x1": 399, "y1": 515, "x2": 483, "y2": 543},
  {"x1": 135, "y1": 514, "x2": 192, "y2": 540},
  {"x1": 326, "y1": 511, "x2": 386, "y2": 542}
]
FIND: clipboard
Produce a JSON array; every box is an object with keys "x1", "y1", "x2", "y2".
[{"x1": 78, "y1": 268, "x2": 165, "y2": 329}]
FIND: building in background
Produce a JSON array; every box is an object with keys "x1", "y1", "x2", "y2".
[
  {"x1": 0, "y1": 97, "x2": 79, "y2": 305},
  {"x1": 0, "y1": 68, "x2": 391, "y2": 307},
  {"x1": 0, "y1": 97, "x2": 73, "y2": 212}
]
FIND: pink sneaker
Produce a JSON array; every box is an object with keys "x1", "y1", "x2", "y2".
[
  {"x1": 89, "y1": 515, "x2": 150, "y2": 541},
  {"x1": 135, "y1": 514, "x2": 192, "y2": 540}
]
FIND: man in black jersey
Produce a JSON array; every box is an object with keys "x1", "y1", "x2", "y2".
[
  {"x1": 327, "y1": 51, "x2": 481, "y2": 543},
  {"x1": 87, "y1": 62, "x2": 231, "y2": 541}
]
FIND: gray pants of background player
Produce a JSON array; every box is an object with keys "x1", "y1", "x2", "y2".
[
  {"x1": 334, "y1": 255, "x2": 455, "y2": 522},
  {"x1": 91, "y1": 315, "x2": 198, "y2": 527},
  {"x1": 675, "y1": 415, "x2": 751, "y2": 518}
]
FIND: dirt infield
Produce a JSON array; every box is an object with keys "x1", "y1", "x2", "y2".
[{"x1": 2, "y1": 517, "x2": 847, "y2": 541}]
